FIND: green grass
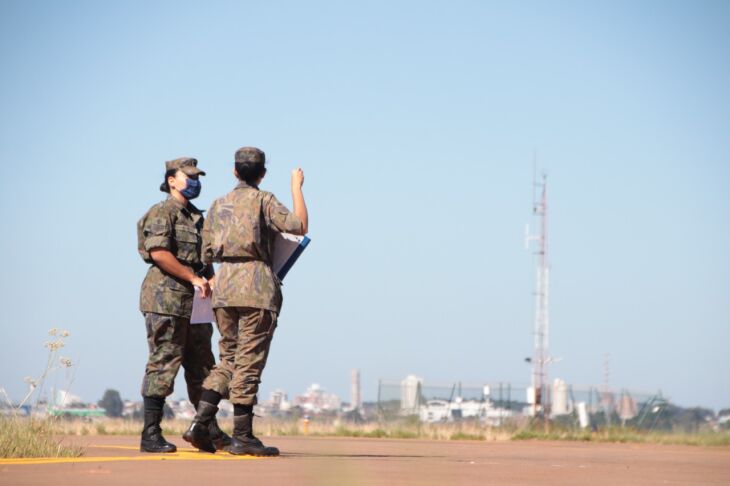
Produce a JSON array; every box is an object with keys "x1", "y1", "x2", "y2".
[
  {"x1": 0, "y1": 416, "x2": 85, "y2": 458},
  {"x1": 333, "y1": 426, "x2": 391, "y2": 438},
  {"x1": 450, "y1": 431, "x2": 486, "y2": 441},
  {"x1": 511, "y1": 427, "x2": 730, "y2": 446},
  {"x1": 39, "y1": 416, "x2": 730, "y2": 447}
]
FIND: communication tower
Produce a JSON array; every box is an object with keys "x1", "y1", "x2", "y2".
[{"x1": 525, "y1": 169, "x2": 552, "y2": 425}]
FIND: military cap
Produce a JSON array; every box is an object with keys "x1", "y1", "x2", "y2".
[
  {"x1": 235, "y1": 147, "x2": 266, "y2": 165},
  {"x1": 165, "y1": 157, "x2": 206, "y2": 176}
]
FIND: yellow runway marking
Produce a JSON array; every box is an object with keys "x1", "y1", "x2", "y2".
[{"x1": 0, "y1": 445, "x2": 266, "y2": 465}]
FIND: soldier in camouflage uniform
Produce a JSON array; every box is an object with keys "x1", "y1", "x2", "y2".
[
  {"x1": 183, "y1": 147, "x2": 308, "y2": 456},
  {"x1": 137, "y1": 157, "x2": 231, "y2": 453}
]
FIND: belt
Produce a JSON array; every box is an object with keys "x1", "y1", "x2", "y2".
[{"x1": 219, "y1": 257, "x2": 262, "y2": 264}]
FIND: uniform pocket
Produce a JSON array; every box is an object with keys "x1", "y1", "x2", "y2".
[
  {"x1": 267, "y1": 310, "x2": 278, "y2": 337},
  {"x1": 174, "y1": 225, "x2": 201, "y2": 263},
  {"x1": 253, "y1": 309, "x2": 277, "y2": 336},
  {"x1": 160, "y1": 274, "x2": 192, "y2": 292},
  {"x1": 158, "y1": 285, "x2": 194, "y2": 315}
]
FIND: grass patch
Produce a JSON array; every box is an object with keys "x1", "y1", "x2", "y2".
[
  {"x1": 332, "y1": 426, "x2": 390, "y2": 438},
  {"x1": 43, "y1": 417, "x2": 730, "y2": 447},
  {"x1": 511, "y1": 427, "x2": 730, "y2": 447},
  {"x1": 0, "y1": 416, "x2": 84, "y2": 458},
  {"x1": 54, "y1": 418, "x2": 510, "y2": 441},
  {"x1": 57, "y1": 418, "x2": 184, "y2": 436},
  {"x1": 450, "y1": 431, "x2": 486, "y2": 441}
]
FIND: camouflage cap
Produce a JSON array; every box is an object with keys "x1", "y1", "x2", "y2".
[
  {"x1": 235, "y1": 147, "x2": 265, "y2": 165},
  {"x1": 165, "y1": 157, "x2": 206, "y2": 176}
]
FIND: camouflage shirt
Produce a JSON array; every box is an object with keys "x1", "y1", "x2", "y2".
[
  {"x1": 138, "y1": 196, "x2": 213, "y2": 318},
  {"x1": 203, "y1": 182, "x2": 304, "y2": 313}
]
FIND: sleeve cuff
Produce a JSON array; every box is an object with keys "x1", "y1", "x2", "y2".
[
  {"x1": 144, "y1": 237, "x2": 173, "y2": 252},
  {"x1": 284, "y1": 214, "x2": 305, "y2": 234}
]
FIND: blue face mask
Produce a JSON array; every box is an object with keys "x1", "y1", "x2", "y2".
[{"x1": 180, "y1": 178, "x2": 201, "y2": 200}]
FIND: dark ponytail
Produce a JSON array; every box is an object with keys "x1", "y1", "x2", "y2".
[{"x1": 160, "y1": 169, "x2": 178, "y2": 193}]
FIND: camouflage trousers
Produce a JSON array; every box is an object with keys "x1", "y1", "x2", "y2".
[
  {"x1": 141, "y1": 312, "x2": 215, "y2": 406},
  {"x1": 202, "y1": 307, "x2": 278, "y2": 405}
]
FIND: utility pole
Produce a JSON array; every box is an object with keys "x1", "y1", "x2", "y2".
[{"x1": 526, "y1": 167, "x2": 551, "y2": 431}]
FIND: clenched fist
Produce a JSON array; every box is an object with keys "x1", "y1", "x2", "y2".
[{"x1": 291, "y1": 168, "x2": 305, "y2": 188}]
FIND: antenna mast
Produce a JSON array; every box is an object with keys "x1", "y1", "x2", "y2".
[{"x1": 526, "y1": 169, "x2": 550, "y2": 426}]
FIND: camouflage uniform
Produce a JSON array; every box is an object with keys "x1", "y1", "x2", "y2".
[
  {"x1": 142, "y1": 313, "x2": 214, "y2": 405},
  {"x1": 138, "y1": 158, "x2": 215, "y2": 401},
  {"x1": 202, "y1": 179, "x2": 304, "y2": 405}
]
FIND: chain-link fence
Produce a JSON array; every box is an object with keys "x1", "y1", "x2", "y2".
[
  {"x1": 377, "y1": 379, "x2": 530, "y2": 425},
  {"x1": 377, "y1": 377, "x2": 663, "y2": 428}
]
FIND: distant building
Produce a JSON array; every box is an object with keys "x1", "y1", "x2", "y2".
[
  {"x1": 551, "y1": 379, "x2": 571, "y2": 417},
  {"x1": 417, "y1": 397, "x2": 515, "y2": 424},
  {"x1": 256, "y1": 389, "x2": 291, "y2": 416},
  {"x1": 48, "y1": 406, "x2": 106, "y2": 418},
  {"x1": 46, "y1": 390, "x2": 106, "y2": 418},
  {"x1": 169, "y1": 399, "x2": 196, "y2": 420},
  {"x1": 218, "y1": 400, "x2": 234, "y2": 417},
  {"x1": 55, "y1": 390, "x2": 83, "y2": 407},
  {"x1": 350, "y1": 369, "x2": 362, "y2": 412},
  {"x1": 293, "y1": 384, "x2": 341, "y2": 414},
  {"x1": 718, "y1": 411, "x2": 730, "y2": 426},
  {"x1": 122, "y1": 400, "x2": 142, "y2": 418},
  {"x1": 419, "y1": 400, "x2": 449, "y2": 422},
  {"x1": 400, "y1": 375, "x2": 423, "y2": 414},
  {"x1": 618, "y1": 392, "x2": 638, "y2": 421}
]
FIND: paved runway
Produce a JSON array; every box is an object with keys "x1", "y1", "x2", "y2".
[{"x1": 1, "y1": 435, "x2": 728, "y2": 485}]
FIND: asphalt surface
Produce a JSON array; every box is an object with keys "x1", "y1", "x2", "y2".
[{"x1": 1, "y1": 435, "x2": 728, "y2": 485}]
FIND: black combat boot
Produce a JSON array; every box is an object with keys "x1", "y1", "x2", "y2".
[
  {"x1": 208, "y1": 417, "x2": 232, "y2": 450},
  {"x1": 140, "y1": 398, "x2": 177, "y2": 453},
  {"x1": 229, "y1": 412, "x2": 279, "y2": 456},
  {"x1": 182, "y1": 400, "x2": 217, "y2": 453}
]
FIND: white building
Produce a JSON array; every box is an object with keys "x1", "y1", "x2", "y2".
[
  {"x1": 418, "y1": 397, "x2": 515, "y2": 424},
  {"x1": 350, "y1": 369, "x2": 362, "y2": 412},
  {"x1": 551, "y1": 378, "x2": 571, "y2": 417},
  {"x1": 293, "y1": 384, "x2": 341, "y2": 414},
  {"x1": 419, "y1": 400, "x2": 450, "y2": 422},
  {"x1": 400, "y1": 375, "x2": 423, "y2": 413}
]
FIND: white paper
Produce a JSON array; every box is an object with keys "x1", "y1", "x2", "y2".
[
  {"x1": 190, "y1": 288, "x2": 215, "y2": 324},
  {"x1": 190, "y1": 233, "x2": 310, "y2": 324}
]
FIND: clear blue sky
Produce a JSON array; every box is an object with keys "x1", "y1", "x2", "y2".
[{"x1": 1, "y1": 1, "x2": 728, "y2": 411}]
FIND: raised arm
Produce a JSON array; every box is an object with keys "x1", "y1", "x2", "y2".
[{"x1": 291, "y1": 168, "x2": 308, "y2": 235}]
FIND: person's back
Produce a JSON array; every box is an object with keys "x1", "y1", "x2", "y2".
[
  {"x1": 203, "y1": 181, "x2": 304, "y2": 313},
  {"x1": 184, "y1": 146, "x2": 308, "y2": 457}
]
